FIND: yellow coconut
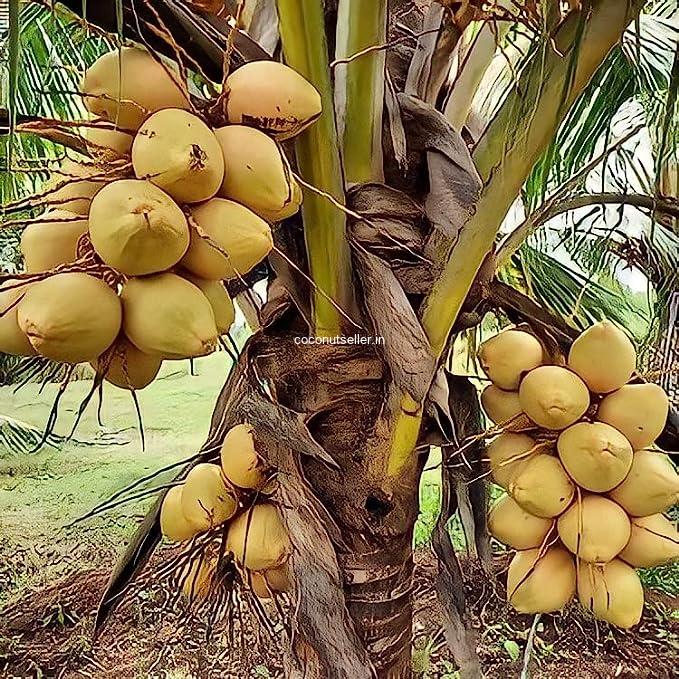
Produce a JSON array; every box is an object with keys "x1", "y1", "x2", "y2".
[
  {"x1": 577, "y1": 559, "x2": 644, "y2": 629},
  {"x1": 181, "y1": 198, "x2": 273, "y2": 281},
  {"x1": 182, "y1": 274, "x2": 235, "y2": 335},
  {"x1": 226, "y1": 503, "x2": 291, "y2": 572},
  {"x1": 567, "y1": 321, "x2": 636, "y2": 393},
  {"x1": 508, "y1": 454, "x2": 575, "y2": 518},
  {"x1": 180, "y1": 463, "x2": 238, "y2": 531},
  {"x1": 160, "y1": 485, "x2": 199, "y2": 542},
  {"x1": 89, "y1": 179, "x2": 189, "y2": 275},
  {"x1": 92, "y1": 336, "x2": 162, "y2": 390},
  {"x1": 557, "y1": 495, "x2": 630, "y2": 563},
  {"x1": 488, "y1": 495, "x2": 554, "y2": 550},
  {"x1": 597, "y1": 383, "x2": 669, "y2": 450},
  {"x1": 477, "y1": 329, "x2": 544, "y2": 390},
  {"x1": 250, "y1": 565, "x2": 291, "y2": 598},
  {"x1": 225, "y1": 61, "x2": 322, "y2": 140},
  {"x1": 21, "y1": 210, "x2": 88, "y2": 273},
  {"x1": 17, "y1": 273, "x2": 121, "y2": 363},
  {"x1": 507, "y1": 546, "x2": 576, "y2": 614},
  {"x1": 619, "y1": 514, "x2": 679, "y2": 568},
  {"x1": 47, "y1": 158, "x2": 108, "y2": 215},
  {"x1": 215, "y1": 125, "x2": 302, "y2": 221},
  {"x1": 0, "y1": 282, "x2": 36, "y2": 356},
  {"x1": 519, "y1": 366, "x2": 590, "y2": 430},
  {"x1": 250, "y1": 571, "x2": 271, "y2": 598},
  {"x1": 220, "y1": 423, "x2": 267, "y2": 490},
  {"x1": 608, "y1": 449, "x2": 679, "y2": 517},
  {"x1": 132, "y1": 109, "x2": 224, "y2": 203},
  {"x1": 480, "y1": 385, "x2": 524, "y2": 424},
  {"x1": 121, "y1": 273, "x2": 219, "y2": 358},
  {"x1": 486, "y1": 432, "x2": 540, "y2": 488},
  {"x1": 557, "y1": 421, "x2": 633, "y2": 492},
  {"x1": 82, "y1": 46, "x2": 190, "y2": 130},
  {"x1": 86, "y1": 119, "x2": 134, "y2": 160}
]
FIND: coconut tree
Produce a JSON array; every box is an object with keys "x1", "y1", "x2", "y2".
[{"x1": 1, "y1": 1, "x2": 678, "y2": 677}]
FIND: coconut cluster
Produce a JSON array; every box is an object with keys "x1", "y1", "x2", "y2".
[
  {"x1": 160, "y1": 423, "x2": 291, "y2": 600},
  {"x1": 1, "y1": 47, "x2": 321, "y2": 391},
  {"x1": 481, "y1": 322, "x2": 678, "y2": 629}
]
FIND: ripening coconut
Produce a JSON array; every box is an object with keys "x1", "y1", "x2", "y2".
[
  {"x1": 250, "y1": 565, "x2": 291, "y2": 598},
  {"x1": 47, "y1": 158, "x2": 108, "y2": 215},
  {"x1": 557, "y1": 421, "x2": 633, "y2": 492},
  {"x1": 220, "y1": 423, "x2": 267, "y2": 490},
  {"x1": 182, "y1": 274, "x2": 235, "y2": 335},
  {"x1": 92, "y1": 336, "x2": 162, "y2": 390},
  {"x1": 477, "y1": 329, "x2": 544, "y2": 390},
  {"x1": 181, "y1": 553, "x2": 217, "y2": 602},
  {"x1": 181, "y1": 198, "x2": 273, "y2": 280},
  {"x1": 519, "y1": 366, "x2": 590, "y2": 430},
  {"x1": 21, "y1": 210, "x2": 88, "y2": 273},
  {"x1": 180, "y1": 463, "x2": 238, "y2": 531},
  {"x1": 132, "y1": 109, "x2": 225, "y2": 203},
  {"x1": 226, "y1": 503, "x2": 291, "y2": 572},
  {"x1": 160, "y1": 485, "x2": 199, "y2": 542},
  {"x1": 597, "y1": 383, "x2": 669, "y2": 450},
  {"x1": 82, "y1": 46, "x2": 190, "y2": 130},
  {"x1": 225, "y1": 61, "x2": 322, "y2": 140},
  {"x1": 86, "y1": 119, "x2": 134, "y2": 160},
  {"x1": 480, "y1": 385, "x2": 529, "y2": 428},
  {"x1": 506, "y1": 546, "x2": 576, "y2": 614},
  {"x1": 619, "y1": 514, "x2": 679, "y2": 568},
  {"x1": 18, "y1": 273, "x2": 121, "y2": 363},
  {"x1": 89, "y1": 179, "x2": 189, "y2": 275},
  {"x1": 567, "y1": 321, "x2": 636, "y2": 393},
  {"x1": 508, "y1": 454, "x2": 575, "y2": 518},
  {"x1": 0, "y1": 282, "x2": 36, "y2": 356},
  {"x1": 608, "y1": 449, "x2": 679, "y2": 516},
  {"x1": 486, "y1": 432, "x2": 540, "y2": 488},
  {"x1": 577, "y1": 559, "x2": 644, "y2": 629},
  {"x1": 121, "y1": 273, "x2": 219, "y2": 358},
  {"x1": 557, "y1": 495, "x2": 630, "y2": 563},
  {"x1": 488, "y1": 495, "x2": 554, "y2": 550}
]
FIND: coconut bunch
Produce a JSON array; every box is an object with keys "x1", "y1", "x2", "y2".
[
  {"x1": 481, "y1": 322, "x2": 678, "y2": 629},
  {"x1": 160, "y1": 423, "x2": 291, "y2": 600},
  {"x1": 1, "y1": 47, "x2": 321, "y2": 392}
]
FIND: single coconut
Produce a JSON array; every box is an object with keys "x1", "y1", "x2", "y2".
[
  {"x1": 226, "y1": 503, "x2": 291, "y2": 572},
  {"x1": 132, "y1": 108, "x2": 225, "y2": 203},
  {"x1": 180, "y1": 463, "x2": 238, "y2": 531},
  {"x1": 0, "y1": 282, "x2": 36, "y2": 356},
  {"x1": 488, "y1": 494, "x2": 554, "y2": 550},
  {"x1": 181, "y1": 198, "x2": 273, "y2": 281},
  {"x1": 215, "y1": 125, "x2": 302, "y2": 221},
  {"x1": 486, "y1": 432, "x2": 540, "y2": 488},
  {"x1": 508, "y1": 454, "x2": 575, "y2": 518},
  {"x1": 17, "y1": 273, "x2": 121, "y2": 363},
  {"x1": 220, "y1": 423, "x2": 267, "y2": 490},
  {"x1": 21, "y1": 210, "x2": 88, "y2": 273},
  {"x1": 597, "y1": 383, "x2": 669, "y2": 450},
  {"x1": 250, "y1": 571, "x2": 272, "y2": 599},
  {"x1": 519, "y1": 366, "x2": 590, "y2": 430},
  {"x1": 557, "y1": 421, "x2": 633, "y2": 492},
  {"x1": 619, "y1": 514, "x2": 679, "y2": 568},
  {"x1": 88, "y1": 179, "x2": 189, "y2": 275},
  {"x1": 225, "y1": 61, "x2": 322, "y2": 140},
  {"x1": 477, "y1": 329, "x2": 544, "y2": 390},
  {"x1": 250, "y1": 565, "x2": 291, "y2": 598},
  {"x1": 557, "y1": 495, "x2": 630, "y2": 563},
  {"x1": 480, "y1": 385, "x2": 528, "y2": 428},
  {"x1": 160, "y1": 485, "x2": 199, "y2": 542},
  {"x1": 506, "y1": 546, "x2": 576, "y2": 614},
  {"x1": 181, "y1": 552, "x2": 218, "y2": 602},
  {"x1": 82, "y1": 46, "x2": 190, "y2": 130},
  {"x1": 92, "y1": 336, "x2": 162, "y2": 390},
  {"x1": 567, "y1": 321, "x2": 636, "y2": 393},
  {"x1": 182, "y1": 274, "x2": 235, "y2": 334},
  {"x1": 608, "y1": 449, "x2": 679, "y2": 516},
  {"x1": 577, "y1": 559, "x2": 644, "y2": 629},
  {"x1": 86, "y1": 119, "x2": 134, "y2": 159},
  {"x1": 47, "y1": 158, "x2": 108, "y2": 215},
  {"x1": 121, "y1": 273, "x2": 218, "y2": 358}
]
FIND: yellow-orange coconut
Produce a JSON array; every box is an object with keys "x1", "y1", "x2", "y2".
[
  {"x1": 486, "y1": 432, "x2": 540, "y2": 488},
  {"x1": 182, "y1": 274, "x2": 235, "y2": 335},
  {"x1": 89, "y1": 179, "x2": 189, "y2": 275},
  {"x1": 577, "y1": 559, "x2": 643, "y2": 629},
  {"x1": 619, "y1": 514, "x2": 679, "y2": 568},
  {"x1": 92, "y1": 336, "x2": 162, "y2": 390},
  {"x1": 506, "y1": 546, "x2": 576, "y2": 614},
  {"x1": 557, "y1": 421, "x2": 633, "y2": 492},
  {"x1": 86, "y1": 119, "x2": 134, "y2": 160},
  {"x1": 132, "y1": 109, "x2": 225, "y2": 203},
  {"x1": 477, "y1": 329, "x2": 544, "y2": 390},
  {"x1": 17, "y1": 273, "x2": 121, "y2": 363},
  {"x1": 160, "y1": 485, "x2": 199, "y2": 542},
  {"x1": 180, "y1": 463, "x2": 238, "y2": 531},
  {"x1": 220, "y1": 423, "x2": 267, "y2": 490},
  {"x1": 480, "y1": 385, "x2": 528, "y2": 428},
  {"x1": 0, "y1": 283, "x2": 36, "y2": 356},
  {"x1": 597, "y1": 383, "x2": 669, "y2": 450},
  {"x1": 557, "y1": 495, "x2": 630, "y2": 563},
  {"x1": 488, "y1": 495, "x2": 554, "y2": 550},
  {"x1": 21, "y1": 210, "x2": 88, "y2": 273},
  {"x1": 181, "y1": 553, "x2": 217, "y2": 602},
  {"x1": 47, "y1": 158, "x2": 107, "y2": 215},
  {"x1": 225, "y1": 61, "x2": 322, "y2": 140}
]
